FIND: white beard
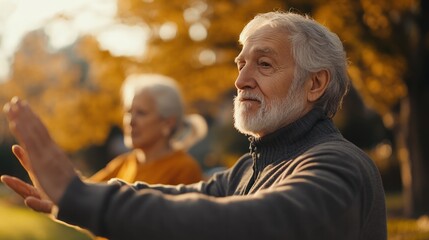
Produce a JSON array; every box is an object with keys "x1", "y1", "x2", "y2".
[{"x1": 233, "y1": 84, "x2": 305, "y2": 138}]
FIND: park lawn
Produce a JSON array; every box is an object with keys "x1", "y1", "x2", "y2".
[
  {"x1": 386, "y1": 192, "x2": 429, "y2": 240},
  {"x1": 0, "y1": 199, "x2": 91, "y2": 240},
  {"x1": 388, "y1": 217, "x2": 429, "y2": 240}
]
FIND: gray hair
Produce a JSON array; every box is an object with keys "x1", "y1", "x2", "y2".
[
  {"x1": 122, "y1": 73, "x2": 184, "y2": 124},
  {"x1": 121, "y1": 73, "x2": 207, "y2": 149},
  {"x1": 239, "y1": 11, "x2": 350, "y2": 118}
]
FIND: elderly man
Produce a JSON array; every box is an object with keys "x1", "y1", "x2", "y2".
[{"x1": 2, "y1": 11, "x2": 386, "y2": 240}]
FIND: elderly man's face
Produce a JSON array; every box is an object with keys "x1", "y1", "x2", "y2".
[{"x1": 233, "y1": 25, "x2": 308, "y2": 137}]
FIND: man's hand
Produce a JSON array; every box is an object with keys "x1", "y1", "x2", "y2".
[
  {"x1": 3, "y1": 97, "x2": 78, "y2": 204},
  {"x1": 1, "y1": 175, "x2": 53, "y2": 213}
]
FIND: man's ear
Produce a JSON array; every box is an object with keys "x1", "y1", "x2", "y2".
[{"x1": 307, "y1": 69, "x2": 330, "y2": 103}]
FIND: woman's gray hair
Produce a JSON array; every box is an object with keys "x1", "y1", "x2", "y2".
[
  {"x1": 122, "y1": 73, "x2": 184, "y2": 123},
  {"x1": 239, "y1": 11, "x2": 350, "y2": 118},
  {"x1": 121, "y1": 73, "x2": 207, "y2": 149}
]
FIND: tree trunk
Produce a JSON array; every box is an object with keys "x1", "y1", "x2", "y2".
[
  {"x1": 400, "y1": 0, "x2": 429, "y2": 217},
  {"x1": 402, "y1": 92, "x2": 429, "y2": 217},
  {"x1": 396, "y1": 98, "x2": 412, "y2": 216}
]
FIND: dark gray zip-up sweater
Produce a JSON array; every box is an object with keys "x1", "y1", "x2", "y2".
[{"x1": 58, "y1": 108, "x2": 387, "y2": 240}]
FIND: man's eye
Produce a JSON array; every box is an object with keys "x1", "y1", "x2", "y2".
[
  {"x1": 135, "y1": 110, "x2": 147, "y2": 116},
  {"x1": 259, "y1": 61, "x2": 271, "y2": 68}
]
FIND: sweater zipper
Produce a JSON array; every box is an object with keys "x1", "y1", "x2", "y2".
[{"x1": 244, "y1": 141, "x2": 260, "y2": 194}]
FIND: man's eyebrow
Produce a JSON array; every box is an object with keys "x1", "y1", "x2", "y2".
[
  {"x1": 254, "y1": 47, "x2": 277, "y2": 56},
  {"x1": 234, "y1": 47, "x2": 277, "y2": 63}
]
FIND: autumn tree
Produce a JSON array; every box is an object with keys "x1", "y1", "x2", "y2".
[
  {"x1": 0, "y1": 31, "x2": 126, "y2": 152},
  {"x1": 0, "y1": 0, "x2": 285, "y2": 155},
  {"x1": 115, "y1": 0, "x2": 285, "y2": 113}
]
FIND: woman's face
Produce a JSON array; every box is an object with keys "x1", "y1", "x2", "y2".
[{"x1": 122, "y1": 91, "x2": 171, "y2": 150}]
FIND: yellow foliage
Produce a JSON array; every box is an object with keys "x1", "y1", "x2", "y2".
[
  {"x1": 314, "y1": 0, "x2": 409, "y2": 116},
  {"x1": 0, "y1": 31, "x2": 125, "y2": 152},
  {"x1": 1, "y1": 0, "x2": 415, "y2": 154},
  {"x1": 119, "y1": 0, "x2": 284, "y2": 112},
  {"x1": 0, "y1": 0, "x2": 286, "y2": 153}
]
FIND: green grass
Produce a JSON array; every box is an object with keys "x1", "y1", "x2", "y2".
[{"x1": 0, "y1": 196, "x2": 92, "y2": 240}]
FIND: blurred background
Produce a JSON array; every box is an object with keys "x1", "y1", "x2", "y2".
[{"x1": 0, "y1": 0, "x2": 428, "y2": 239}]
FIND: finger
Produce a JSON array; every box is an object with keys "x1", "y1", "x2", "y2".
[
  {"x1": 12, "y1": 145, "x2": 32, "y2": 173},
  {"x1": 0, "y1": 175, "x2": 41, "y2": 199},
  {"x1": 4, "y1": 98, "x2": 44, "y2": 147},
  {"x1": 5, "y1": 99, "x2": 49, "y2": 181},
  {"x1": 4, "y1": 98, "x2": 30, "y2": 150},
  {"x1": 7, "y1": 99, "x2": 56, "y2": 168},
  {"x1": 11, "y1": 145, "x2": 39, "y2": 187},
  {"x1": 24, "y1": 197, "x2": 54, "y2": 214}
]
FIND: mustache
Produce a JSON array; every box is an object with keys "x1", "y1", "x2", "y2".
[{"x1": 235, "y1": 92, "x2": 263, "y2": 102}]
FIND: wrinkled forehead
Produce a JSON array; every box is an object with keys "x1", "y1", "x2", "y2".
[
  {"x1": 239, "y1": 19, "x2": 288, "y2": 45},
  {"x1": 237, "y1": 25, "x2": 291, "y2": 58},
  {"x1": 239, "y1": 24, "x2": 290, "y2": 46}
]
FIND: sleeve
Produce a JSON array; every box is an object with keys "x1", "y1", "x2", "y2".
[{"x1": 56, "y1": 146, "x2": 368, "y2": 240}]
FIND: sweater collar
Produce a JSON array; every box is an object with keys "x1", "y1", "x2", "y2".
[{"x1": 248, "y1": 107, "x2": 341, "y2": 166}]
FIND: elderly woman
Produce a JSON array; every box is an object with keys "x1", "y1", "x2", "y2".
[{"x1": 90, "y1": 73, "x2": 205, "y2": 185}]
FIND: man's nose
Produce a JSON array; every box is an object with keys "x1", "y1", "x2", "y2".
[{"x1": 235, "y1": 65, "x2": 257, "y2": 90}]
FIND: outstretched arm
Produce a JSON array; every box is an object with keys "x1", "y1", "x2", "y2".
[{"x1": 2, "y1": 97, "x2": 78, "y2": 204}]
